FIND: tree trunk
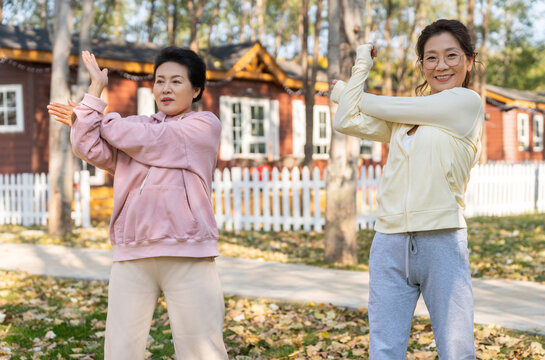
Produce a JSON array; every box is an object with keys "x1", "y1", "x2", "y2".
[
  {"x1": 206, "y1": 0, "x2": 221, "y2": 56},
  {"x1": 113, "y1": 0, "x2": 122, "y2": 38},
  {"x1": 249, "y1": 0, "x2": 256, "y2": 42},
  {"x1": 456, "y1": 0, "x2": 462, "y2": 20},
  {"x1": 383, "y1": 0, "x2": 393, "y2": 96},
  {"x1": 188, "y1": 0, "x2": 205, "y2": 52},
  {"x1": 75, "y1": 0, "x2": 92, "y2": 102},
  {"x1": 0, "y1": 0, "x2": 3, "y2": 23},
  {"x1": 239, "y1": 0, "x2": 248, "y2": 43},
  {"x1": 49, "y1": 0, "x2": 74, "y2": 237},
  {"x1": 256, "y1": 0, "x2": 264, "y2": 43},
  {"x1": 303, "y1": 0, "x2": 324, "y2": 167},
  {"x1": 273, "y1": 1, "x2": 287, "y2": 58},
  {"x1": 39, "y1": 0, "x2": 48, "y2": 28},
  {"x1": 325, "y1": 0, "x2": 361, "y2": 265},
  {"x1": 147, "y1": 0, "x2": 156, "y2": 42},
  {"x1": 478, "y1": 0, "x2": 492, "y2": 164},
  {"x1": 396, "y1": 0, "x2": 420, "y2": 95},
  {"x1": 301, "y1": 0, "x2": 311, "y2": 165},
  {"x1": 363, "y1": 0, "x2": 372, "y2": 43},
  {"x1": 467, "y1": 0, "x2": 476, "y2": 45},
  {"x1": 168, "y1": 0, "x2": 179, "y2": 45}
]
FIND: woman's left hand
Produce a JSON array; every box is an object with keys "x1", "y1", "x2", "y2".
[{"x1": 47, "y1": 99, "x2": 77, "y2": 127}]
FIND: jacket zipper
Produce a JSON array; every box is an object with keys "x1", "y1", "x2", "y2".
[{"x1": 139, "y1": 168, "x2": 151, "y2": 194}]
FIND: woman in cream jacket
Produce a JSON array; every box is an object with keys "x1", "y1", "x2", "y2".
[{"x1": 330, "y1": 19, "x2": 483, "y2": 360}]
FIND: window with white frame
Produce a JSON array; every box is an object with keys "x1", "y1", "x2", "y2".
[
  {"x1": 360, "y1": 140, "x2": 373, "y2": 158},
  {"x1": 533, "y1": 113, "x2": 544, "y2": 151},
  {"x1": 219, "y1": 96, "x2": 279, "y2": 160},
  {"x1": 291, "y1": 101, "x2": 331, "y2": 159},
  {"x1": 0, "y1": 84, "x2": 24, "y2": 133},
  {"x1": 517, "y1": 113, "x2": 530, "y2": 150},
  {"x1": 360, "y1": 139, "x2": 382, "y2": 162},
  {"x1": 313, "y1": 106, "x2": 330, "y2": 158}
]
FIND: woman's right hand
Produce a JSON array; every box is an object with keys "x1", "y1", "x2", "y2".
[
  {"x1": 82, "y1": 51, "x2": 108, "y2": 96},
  {"x1": 47, "y1": 99, "x2": 78, "y2": 127}
]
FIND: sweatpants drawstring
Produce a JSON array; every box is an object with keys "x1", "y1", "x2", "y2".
[{"x1": 405, "y1": 233, "x2": 417, "y2": 284}]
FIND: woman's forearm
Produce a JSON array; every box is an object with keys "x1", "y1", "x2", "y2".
[{"x1": 87, "y1": 81, "x2": 105, "y2": 98}]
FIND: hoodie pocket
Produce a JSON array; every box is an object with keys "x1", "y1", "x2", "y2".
[{"x1": 121, "y1": 185, "x2": 199, "y2": 243}]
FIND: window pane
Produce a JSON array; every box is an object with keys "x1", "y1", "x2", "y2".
[
  {"x1": 0, "y1": 92, "x2": 4, "y2": 107},
  {"x1": 319, "y1": 112, "x2": 327, "y2": 138},
  {"x1": 7, "y1": 110, "x2": 17, "y2": 126},
  {"x1": 0, "y1": 113, "x2": 4, "y2": 126},
  {"x1": 6, "y1": 91, "x2": 16, "y2": 108},
  {"x1": 251, "y1": 105, "x2": 265, "y2": 137},
  {"x1": 313, "y1": 145, "x2": 328, "y2": 154},
  {"x1": 232, "y1": 103, "x2": 242, "y2": 154},
  {"x1": 360, "y1": 140, "x2": 372, "y2": 155},
  {"x1": 250, "y1": 143, "x2": 266, "y2": 154}
]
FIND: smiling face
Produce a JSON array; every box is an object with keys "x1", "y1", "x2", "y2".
[
  {"x1": 422, "y1": 32, "x2": 474, "y2": 94},
  {"x1": 153, "y1": 61, "x2": 200, "y2": 116}
]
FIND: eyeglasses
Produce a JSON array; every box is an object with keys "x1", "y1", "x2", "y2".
[{"x1": 422, "y1": 53, "x2": 462, "y2": 69}]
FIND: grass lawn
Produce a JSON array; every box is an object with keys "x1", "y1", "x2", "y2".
[
  {"x1": 0, "y1": 270, "x2": 544, "y2": 360},
  {"x1": 1, "y1": 213, "x2": 544, "y2": 282}
]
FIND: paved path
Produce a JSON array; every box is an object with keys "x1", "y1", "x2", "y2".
[{"x1": 0, "y1": 242, "x2": 544, "y2": 334}]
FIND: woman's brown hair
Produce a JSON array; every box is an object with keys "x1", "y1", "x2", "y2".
[{"x1": 415, "y1": 19, "x2": 477, "y2": 96}]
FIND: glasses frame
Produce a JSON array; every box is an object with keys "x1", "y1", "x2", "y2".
[{"x1": 421, "y1": 52, "x2": 464, "y2": 70}]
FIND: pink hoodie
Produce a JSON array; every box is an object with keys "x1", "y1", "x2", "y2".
[{"x1": 71, "y1": 94, "x2": 221, "y2": 261}]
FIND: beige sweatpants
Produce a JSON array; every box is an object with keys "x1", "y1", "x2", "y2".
[{"x1": 104, "y1": 256, "x2": 229, "y2": 360}]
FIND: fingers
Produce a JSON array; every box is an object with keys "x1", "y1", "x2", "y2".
[
  {"x1": 367, "y1": 42, "x2": 377, "y2": 58},
  {"x1": 47, "y1": 101, "x2": 75, "y2": 127},
  {"x1": 68, "y1": 99, "x2": 78, "y2": 107},
  {"x1": 47, "y1": 110, "x2": 71, "y2": 126},
  {"x1": 47, "y1": 103, "x2": 73, "y2": 115}
]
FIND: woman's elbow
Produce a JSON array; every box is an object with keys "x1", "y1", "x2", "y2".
[{"x1": 333, "y1": 114, "x2": 351, "y2": 134}]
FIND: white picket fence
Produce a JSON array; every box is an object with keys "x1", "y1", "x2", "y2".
[
  {"x1": 213, "y1": 163, "x2": 545, "y2": 231},
  {"x1": 2, "y1": 163, "x2": 544, "y2": 231},
  {"x1": 213, "y1": 166, "x2": 381, "y2": 232},
  {"x1": 0, "y1": 171, "x2": 91, "y2": 227},
  {"x1": 465, "y1": 162, "x2": 545, "y2": 217}
]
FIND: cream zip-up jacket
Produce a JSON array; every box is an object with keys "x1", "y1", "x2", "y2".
[{"x1": 330, "y1": 44, "x2": 484, "y2": 233}]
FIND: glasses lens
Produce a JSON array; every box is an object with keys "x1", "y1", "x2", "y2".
[
  {"x1": 423, "y1": 59, "x2": 437, "y2": 69},
  {"x1": 446, "y1": 54, "x2": 461, "y2": 66}
]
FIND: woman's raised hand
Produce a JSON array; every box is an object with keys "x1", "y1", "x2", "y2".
[
  {"x1": 82, "y1": 51, "x2": 108, "y2": 97},
  {"x1": 355, "y1": 43, "x2": 376, "y2": 73},
  {"x1": 47, "y1": 99, "x2": 77, "y2": 127},
  {"x1": 82, "y1": 51, "x2": 108, "y2": 86}
]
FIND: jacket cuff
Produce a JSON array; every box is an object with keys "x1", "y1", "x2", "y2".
[
  {"x1": 330, "y1": 81, "x2": 347, "y2": 104},
  {"x1": 80, "y1": 94, "x2": 107, "y2": 114}
]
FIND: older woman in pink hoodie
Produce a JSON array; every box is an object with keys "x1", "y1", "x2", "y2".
[{"x1": 48, "y1": 47, "x2": 228, "y2": 360}]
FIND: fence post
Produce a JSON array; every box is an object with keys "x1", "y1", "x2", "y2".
[
  {"x1": 535, "y1": 164, "x2": 540, "y2": 212},
  {"x1": 0, "y1": 174, "x2": 4, "y2": 225},
  {"x1": 213, "y1": 169, "x2": 223, "y2": 230},
  {"x1": 232, "y1": 167, "x2": 242, "y2": 231},
  {"x1": 80, "y1": 170, "x2": 91, "y2": 228}
]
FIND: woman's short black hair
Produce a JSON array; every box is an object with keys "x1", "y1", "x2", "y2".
[{"x1": 154, "y1": 46, "x2": 206, "y2": 103}]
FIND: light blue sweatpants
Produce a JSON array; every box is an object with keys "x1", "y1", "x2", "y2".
[{"x1": 368, "y1": 228, "x2": 475, "y2": 360}]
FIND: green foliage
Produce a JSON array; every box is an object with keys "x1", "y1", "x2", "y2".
[{"x1": 486, "y1": 42, "x2": 545, "y2": 90}]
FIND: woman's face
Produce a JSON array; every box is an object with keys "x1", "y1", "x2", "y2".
[
  {"x1": 153, "y1": 62, "x2": 200, "y2": 116},
  {"x1": 422, "y1": 32, "x2": 473, "y2": 94}
]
